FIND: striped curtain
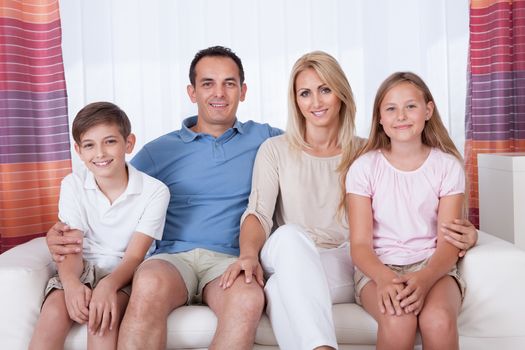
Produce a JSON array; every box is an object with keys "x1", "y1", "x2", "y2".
[
  {"x1": 0, "y1": 0, "x2": 71, "y2": 252},
  {"x1": 465, "y1": 0, "x2": 525, "y2": 227}
]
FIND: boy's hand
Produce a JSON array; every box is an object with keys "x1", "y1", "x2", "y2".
[
  {"x1": 47, "y1": 222, "x2": 82, "y2": 262},
  {"x1": 375, "y1": 271, "x2": 405, "y2": 316},
  {"x1": 63, "y1": 281, "x2": 91, "y2": 324},
  {"x1": 89, "y1": 279, "x2": 119, "y2": 336},
  {"x1": 219, "y1": 255, "x2": 264, "y2": 289},
  {"x1": 393, "y1": 270, "x2": 433, "y2": 315}
]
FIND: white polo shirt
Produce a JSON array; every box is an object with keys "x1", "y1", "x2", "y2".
[{"x1": 58, "y1": 163, "x2": 170, "y2": 271}]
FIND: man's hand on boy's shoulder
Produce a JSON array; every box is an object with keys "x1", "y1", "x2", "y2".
[{"x1": 46, "y1": 222, "x2": 82, "y2": 262}]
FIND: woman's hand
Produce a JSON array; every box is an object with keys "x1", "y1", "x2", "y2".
[
  {"x1": 219, "y1": 255, "x2": 264, "y2": 289},
  {"x1": 442, "y1": 219, "x2": 478, "y2": 257}
]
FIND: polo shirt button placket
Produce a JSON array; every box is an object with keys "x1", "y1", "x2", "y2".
[{"x1": 212, "y1": 141, "x2": 225, "y2": 161}]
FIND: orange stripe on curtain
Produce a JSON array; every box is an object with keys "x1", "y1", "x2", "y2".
[
  {"x1": 471, "y1": 0, "x2": 512, "y2": 9},
  {"x1": 465, "y1": 0, "x2": 525, "y2": 227},
  {"x1": 0, "y1": 0, "x2": 71, "y2": 252}
]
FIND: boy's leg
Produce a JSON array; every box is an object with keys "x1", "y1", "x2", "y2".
[
  {"x1": 117, "y1": 258, "x2": 191, "y2": 350},
  {"x1": 29, "y1": 290, "x2": 74, "y2": 350},
  {"x1": 418, "y1": 275, "x2": 461, "y2": 350},
  {"x1": 359, "y1": 281, "x2": 417, "y2": 350},
  {"x1": 88, "y1": 291, "x2": 129, "y2": 350}
]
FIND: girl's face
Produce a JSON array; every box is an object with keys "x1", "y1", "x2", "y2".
[
  {"x1": 379, "y1": 82, "x2": 434, "y2": 145},
  {"x1": 295, "y1": 68, "x2": 342, "y2": 131}
]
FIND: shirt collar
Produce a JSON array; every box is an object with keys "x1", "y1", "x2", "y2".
[
  {"x1": 179, "y1": 116, "x2": 244, "y2": 143},
  {"x1": 83, "y1": 163, "x2": 142, "y2": 195}
]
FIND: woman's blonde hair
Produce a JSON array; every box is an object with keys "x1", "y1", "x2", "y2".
[{"x1": 286, "y1": 51, "x2": 363, "y2": 217}]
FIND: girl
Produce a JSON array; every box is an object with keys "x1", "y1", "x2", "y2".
[{"x1": 344, "y1": 72, "x2": 465, "y2": 350}]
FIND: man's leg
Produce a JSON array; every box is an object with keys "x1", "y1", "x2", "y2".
[
  {"x1": 203, "y1": 274, "x2": 265, "y2": 350},
  {"x1": 117, "y1": 259, "x2": 189, "y2": 350}
]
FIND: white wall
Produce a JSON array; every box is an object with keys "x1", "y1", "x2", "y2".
[{"x1": 59, "y1": 0, "x2": 469, "y2": 168}]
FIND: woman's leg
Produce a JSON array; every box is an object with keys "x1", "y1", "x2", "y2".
[
  {"x1": 359, "y1": 281, "x2": 417, "y2": 350},
  {"x1": 418, "y1": 275, "x2": 461, "y2": 350},
  {"x1": 29, "y1": 290, "x2": 74, "y2": 350},
  {"x1": 88, "y1": 291, "x2": 129, "y2": 350},
  {"x1": 319, "y1": 243, "x2": 355, "y2": 304},
  {"x1": 261, "y1": 224, "x2": 337, "y2": 350}
]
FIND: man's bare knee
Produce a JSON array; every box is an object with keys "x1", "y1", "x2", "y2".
[
  {"x1": 130, "y1": 260, "x2": 188, "y2": 313},
  {"x1": 208, "y1": 276, "x2": 264, "y2": 320}
]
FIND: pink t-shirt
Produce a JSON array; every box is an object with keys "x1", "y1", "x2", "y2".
[{"x1": 346, "y1": 148, "x2": 465, "y2": 265}]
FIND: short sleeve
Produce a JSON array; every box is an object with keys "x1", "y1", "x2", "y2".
[
  {"x1": 58, "y1": 174, "x2": 87, "y2": 233},
  {"x1": 134, "y1": 181, "x2": 170, "y2": 240},
  {"x1": 345, "y1": 154, "x2": 373, "y2": 198},
  {"x1": 269, "y1": 126, "x2": 284, "y2": 137},
  {"x1": 131, "y1": 146, "x2": 157, "y2": 177},
  {"x1": 439, "y1": 157, "x2": 465, "y2": 197}
]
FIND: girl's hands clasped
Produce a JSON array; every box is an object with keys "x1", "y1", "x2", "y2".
[
  {"x1": 393, "y1": 270, "x2": 433, "y2": 315},
  {"x1": 375, "y1": 271, "x2": 405, "y2": 316}
]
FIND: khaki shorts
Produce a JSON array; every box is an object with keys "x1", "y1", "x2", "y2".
[
  {"x1": 147, "y1": 248, "x2": 237, "y2": 304},
  {"x1": 44, "y1": 261, "x2": 131, "y2": 299},
  {"x1": 354, "y1": 258, "x2": 466, "y2": 305}
]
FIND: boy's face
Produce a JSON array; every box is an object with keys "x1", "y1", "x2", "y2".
[{"x1": 74, "y1": 123, "x2": 135, "y2": 180}]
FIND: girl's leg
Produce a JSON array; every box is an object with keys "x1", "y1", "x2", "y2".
[
  {"x1": 359, "y1": 281, "x2": 417, "y2": 350},
  {"x1": 88, "y1": 291, "x2": 129, "y2": 350},
  {"x1": 29, "y1": 290, "x2": 74, "y2": 350},
  {"x1": 261, "y1": 224, "x2": 337, "y2": 350},
  {"x1": 418, "y1": 275, "x2": 461, "y2": 350}
]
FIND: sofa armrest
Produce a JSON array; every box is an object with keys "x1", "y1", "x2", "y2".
[
  {"x1": 0, "y1": 238, "x2": 55, "y2": 349},
  {"x1": 458, "y1": 230, "x2": 525, "y2": 338}
]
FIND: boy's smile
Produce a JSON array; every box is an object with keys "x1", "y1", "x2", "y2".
[{"x1": 74, "y1": 123, "x2": 135, "y2": 181}]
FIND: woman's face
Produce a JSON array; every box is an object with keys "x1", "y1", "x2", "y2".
[{"x1": 295, "y1": 68, "x2": 342, "y2": 131}]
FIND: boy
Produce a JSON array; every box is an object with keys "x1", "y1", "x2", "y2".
[{"x1": 29, "y1": 102, "x2": 170, "y2": 350}]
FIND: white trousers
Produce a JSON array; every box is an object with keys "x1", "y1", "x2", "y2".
[{"x1": 260, "y1": 224, "x2": 355, "y2": 350}]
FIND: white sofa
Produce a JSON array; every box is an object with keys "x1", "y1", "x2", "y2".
[{"x1": 1, "y1": 231, "x2": 525, "y2": 349}]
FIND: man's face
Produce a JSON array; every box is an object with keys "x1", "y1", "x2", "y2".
[{"x1": 187, "y1": 56, "x2": 247, "y2": 133}]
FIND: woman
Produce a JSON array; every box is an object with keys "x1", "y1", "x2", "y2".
[{"x1": 220, "y1": 51, "x2": 477, "y2": 350}]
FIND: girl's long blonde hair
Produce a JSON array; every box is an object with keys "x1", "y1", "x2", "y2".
[
  {"x1": 339, "y1": 71, "x2": 466, "y2": 212},
  {"x1": 286, "y1": 51, "x2": 363, "y2": 217}
]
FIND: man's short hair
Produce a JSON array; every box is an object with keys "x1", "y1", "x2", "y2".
[
  {"x1": 189, "y1": 46, "x2": 245, "y2": 86},
  {"x1": 72, "y1": 102, "x2": 131, "y2": 144}
]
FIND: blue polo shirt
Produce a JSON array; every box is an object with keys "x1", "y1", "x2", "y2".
[{"x1": 131, "y1": 116, "x2": 282, "y2": 256}]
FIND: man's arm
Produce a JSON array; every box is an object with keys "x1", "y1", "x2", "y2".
[{"x1": 47, "y1": 222, "x2": 82, "y2": 262}]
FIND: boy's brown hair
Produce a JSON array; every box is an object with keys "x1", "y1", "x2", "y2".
[{"x1": 72, "y1": 102, "x2": 131, "y2": 144}]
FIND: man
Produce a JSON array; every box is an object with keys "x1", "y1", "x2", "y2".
[{"x1": 47, "y1": 46, "x2": 281, "y2": 349}]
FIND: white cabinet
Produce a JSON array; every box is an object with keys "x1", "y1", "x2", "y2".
[{"x1": 478, "y1": 153, "x2": 525, "y2": 250}]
